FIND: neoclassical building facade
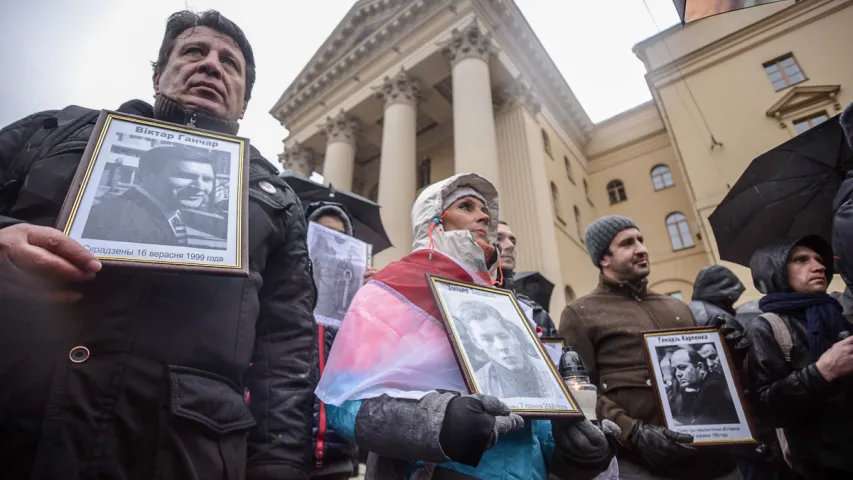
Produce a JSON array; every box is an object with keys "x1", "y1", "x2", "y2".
[{"x1": 271, "y1": 0, "x2": 853, "y2": 318}]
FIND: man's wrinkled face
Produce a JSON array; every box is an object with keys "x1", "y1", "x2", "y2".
[
  {"x1": 787, "y1": 245, "x2": 828, "y2": 294},
  {"x1": 697, "y1": 344, "x2": 722, "y2": 374},
  {"x1": 469, "y1": 317, "x2": 524, "y2": 372},
  {"x1": 154, "y1": 26, "x2": 248, "y2": 120},
  {"x1": 497, "y1": 223, "x2": 517, "y2": 271},
  {"x1": 601, "y1": 228, "x2": 650, "y2": 283},
  {"x1": 671, "y1": 349, "x2": 704, "y2": 389},
  {"x1": 158, "y1": 160, "x2": 215, "y2": 210}
]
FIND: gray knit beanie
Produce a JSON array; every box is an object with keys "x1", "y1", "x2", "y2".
[{"x1": 584, "y1": 215, "x2": 639, "y2": 267}]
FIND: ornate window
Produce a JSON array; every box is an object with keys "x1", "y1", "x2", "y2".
[
  {"x1": 542, "y1": 129, "x2": 552, "y2": 157},
  {"x1": 550, "y1": 182, "x2": 561, "y2": 217},
  {"x1": 417, "y1": 157, "x2": 431, "y2": 189},
  {"x1": 607, "y1": 180, "x2": 627, "y2": 204},
  {"x1": 574, "y1": 205, "x2": 583, "y2": 242},
  {"x1": 793, "y1": 111, "x2": 829, "y2": 135},
  {"x1": 666, "y1": 212, "x2": 694, "y2": 250},
  {"x1": 564, "y1": 156, "x2": 574, "y2": 183},
  {"x1": 651, "y1": 165, "x2": 675, "y2": 191},
  {"x1": 764, "y1": 54, "x2": 806, "y2": 91}
]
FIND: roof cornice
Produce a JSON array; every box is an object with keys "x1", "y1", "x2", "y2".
[
  {"x1": 270, "y1": 0, "x2": 440, "y2": 123},
  {"x1": 640, "y1": 0, "x2": 852, "y2": 87}
]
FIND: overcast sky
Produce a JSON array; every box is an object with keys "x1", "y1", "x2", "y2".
[{"x1": 0, "y1": 0, "x2": 679, "y2": 164}]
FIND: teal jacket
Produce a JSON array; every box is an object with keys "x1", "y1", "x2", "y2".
[{"x1": 327, "y1": 399, "x2": 556, "y2": 479}]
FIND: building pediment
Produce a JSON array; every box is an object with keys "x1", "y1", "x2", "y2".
[
  {"x1": 270, "y1": 0, "x2": 428, "y2": 119},
  {"x1": 765, "y1": 84, "x2": 841, "y2": 119}
]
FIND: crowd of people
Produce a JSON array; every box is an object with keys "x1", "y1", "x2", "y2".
[{"x1": 0, "y1": 9, "x2": 852, "y2": 480}]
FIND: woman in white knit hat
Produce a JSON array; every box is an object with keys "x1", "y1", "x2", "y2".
[{"x1": 315, "y1": 173, "x2": 618, "y2": 480}]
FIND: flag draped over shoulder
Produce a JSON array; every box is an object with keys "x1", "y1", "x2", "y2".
[{"x1": 315, "y1": 250, "x2": 493, "y2": 406}]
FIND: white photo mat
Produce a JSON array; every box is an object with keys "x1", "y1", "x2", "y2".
[
  {"x1": 428, "y1": 276, "x2": 581, "y2": 418},
  {"x1": 644, "y1": 328, "x2": 757, "y2": 445},
  {"x1": 307, "y1": 222, "x2": 372, "y2": 328},
  {"x1": 61, "y1": 113, "x2": 246, "y2": 272}
]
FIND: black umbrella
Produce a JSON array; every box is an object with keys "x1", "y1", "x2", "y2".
[
  {"x1": 709, "y1": 115, "x2": 853, "y2": 266},
  {"x1": 512, "y1": 271, "x2": 554, "y2": 309},
  {"x1": 672, "y1": 0, "x2": 785, "y2": 24},
  {"x1": 279, "y1": 171, "x2": 393, "y2": 254}
]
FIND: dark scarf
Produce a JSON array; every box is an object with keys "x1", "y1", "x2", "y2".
[
  {"x1": 152, "y1": 94, "x2": 240, "y2": 135},
  {"x1": 759, "y1": 292, "x2": 851, "y2": 361}
]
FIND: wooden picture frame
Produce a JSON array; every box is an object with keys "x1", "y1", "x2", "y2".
[
  {"x1": 56, "y1": 110, "x2": 249, "y2": 275},
  {"x1": 642, "y1": 327, "x2": 758, "y2": 445},
  {"x1": 426, "y1": 274, "x2": 582, "y2": 419}
]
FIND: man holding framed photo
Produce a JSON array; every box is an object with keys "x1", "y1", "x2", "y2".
[
  {"x1": 559, "y1": 215, "x2": 740, "y2": 480},
  {"x1": 0, "y1": 10, "x2": 317, "y2": 480}
]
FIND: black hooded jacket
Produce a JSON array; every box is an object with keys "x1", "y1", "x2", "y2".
[
  {"x1": 0, "y1": 98, "x2": 318, "y2": 480},
  {"x1": 745, "y1": 236, "x2": 853, "y2": 478},
  {"x1": 688, "y1": 265, "x2": 745, "y2": 328}
]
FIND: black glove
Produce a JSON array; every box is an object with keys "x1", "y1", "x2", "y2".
[
  {"x1": 439, "y1": 394, "x2": 524, "y2": 467},
  {"x1": 627, "y1": 420, "x2": 696, "y2": 469},
  {"x1": 554, "y1": 418, "x2": 620, "y2": 466},
  {"x1": 713, "y1": 315, "x2": 750, "y2": 366}
]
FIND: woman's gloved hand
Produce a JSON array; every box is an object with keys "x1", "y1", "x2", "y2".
[
  {"x1": 438, "y1": 394, "x2": 524, "y2": 466},
  {"x1": 628, "y1": 420, "x2": 696, "y2": 469}
]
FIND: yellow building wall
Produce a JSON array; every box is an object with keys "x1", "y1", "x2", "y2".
[
  {"x1": 642, "y1": 1, "x2": 853, "y2": 300},
  {"x1": 586, "y1": 103, "x2": 710, "y2": 301}
]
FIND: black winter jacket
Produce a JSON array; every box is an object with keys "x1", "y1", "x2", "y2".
[
  {"x1": 311, "y1": 324, "x2": 356, "y2": 477},
  {"x1": 500, "y1": 273, "x2": 557, "y2": 337},
  {"x1": 0, "y1": 99, "x2": 318, "y2": 480},
  {"x1": 688, "y1": 265, "x2": 744, "y2": 328},
  {"x1": 746, "y1": 238, "x2": 853, "y2": 479}
]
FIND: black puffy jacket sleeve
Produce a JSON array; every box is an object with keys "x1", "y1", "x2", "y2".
[
  {"x1": 745, "y1": 316, "x2": 836, "y2": 427},
  {"x1": 0, "y1": 111, "x2": 56, "y2": 228},
  {"x1": 246, "y1": 179, "x2": 319, "y2": 480},
  {"x1": 833, "y1": 172, "x2": 853, "y2": 282}
]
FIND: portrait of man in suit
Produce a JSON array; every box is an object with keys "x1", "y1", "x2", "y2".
[{"x1": 83, "y1": 145, "x2": 216, "y2": 247}]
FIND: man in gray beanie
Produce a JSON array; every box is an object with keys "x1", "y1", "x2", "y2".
[{"x1": 560, "y1": 215, "x2": 741, "y2": 480}]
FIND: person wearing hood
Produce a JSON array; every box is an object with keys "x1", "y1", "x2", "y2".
[
  {"x1": 746, "y1": 235, "x2": 853, "y2": 479},
  {"x1": 689, "y1": 265, "x2": 745, "y2": 328},
  {"x1": 0, "y1": 11, "x2": 317, "y2": 479},
  {"x1": 496, "y1": 220, "x2": 558, "y2": 337},
  {"x1": 314, "y1": 173, "x2": 618, "y2": 480},
  {"x1": 304, "y1": 201, "x2": 366, "y2": 480}
]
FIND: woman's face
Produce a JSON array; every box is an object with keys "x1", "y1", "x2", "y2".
[{"x1": 442, "y1": 196, "x2": 490, "y2": 242}]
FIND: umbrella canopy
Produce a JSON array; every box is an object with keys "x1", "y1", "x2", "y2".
[
  {"x1": 709, "y1": 115, "x2": 853, "y2": 266},
  {"x1": 512, "y1": 271, "x2": 555, "y2": 309},
  {"x1": 672, "y1": 0, "x2": 786, "y2": 24},
  {"x1": 280, "y1": 171, "x2": 393, "y2": 254}
]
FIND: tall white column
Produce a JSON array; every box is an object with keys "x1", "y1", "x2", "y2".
[
  {"x1": 321, "y1": 111, "x2": 360, "y2": 191},
  {"x1": 495, "y1": 77, "x2": 567, "y2": 317},
  {"x1": 374, "y1": 70, "x2": 420, "y2": 265},
  {"x1": 281, "y1": 142, "x2": 316, "y2": 177},
  {"x1": 442, "y1": 20, "x2": 501, "y2": 195}
]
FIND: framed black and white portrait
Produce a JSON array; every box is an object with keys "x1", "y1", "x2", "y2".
[
  {"x1": 642, "y1": 327, "x2": 757, "y2": 445},
  {"x1": 427, "y1": 275, "x2": 582, "y2": 418},
  {"x1": 308, "y1": 222, "x2": 372, "y2": 328},
  {"x1": 56, "y1": 111, "x2": 249, "y2": 275}
]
